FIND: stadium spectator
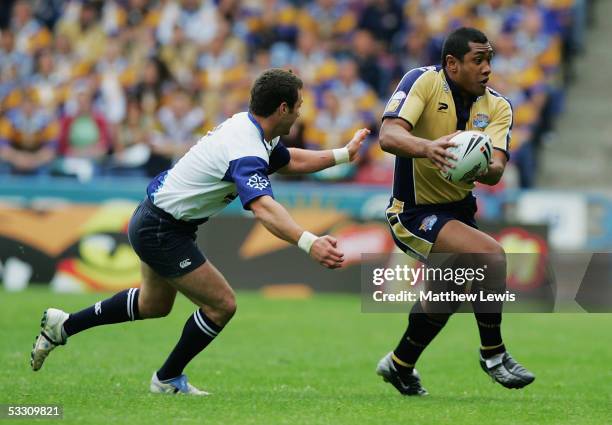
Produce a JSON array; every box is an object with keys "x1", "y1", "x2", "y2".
[
  {"x1": 0, "y1": 90, "x2": 58, "y2": 175},
  {"x1": 147, "y1": 87, "x2": 204, "y2": 176},
  {"x1": 300, "y1": 0, "x2": 357, "y2": 51},
  {"x1": 50, "y1": 33, "x2": 81, "y2": 84},
  {"x1": 56, "y1": 83, "x2": 111, "y2": 180},
  {"x1": 328, "y1": 58, "x2": 378, "y2": 126},
  {"x1": 156, "y1": 0, "x2": 221, "y2": 46},
  {"x1": 0, "y1": 29, "x2": 32, "y2": 82},
  {"x1": 108, "y1": 96, "x2": 151, "y2": 177},
  {"x1": 306, "y1": 89, "x2": 363, "y2": 181},
  {"x1": 130, "y1": 57, "x2": 173, "y2": 130},
  {"x1": 159, "y1": 25, "x2": 199, "y2": 88},
  {"x1": 284, "y1": 29, "x2": 326, "y2": 87},
  {"x1": 56, "y1": 0, "x2": 107, "y2": 64},
  {"x1": 31, "y1": 0, "x2": 65, "y2": 30},
  {"x1": 95, "y1": 37, "x2": 128, "y2": 125},
  {"x1": 394, "y1": 29, "x2": 434, "y2": 76},
  {"x1": 29, "y1": 48, "x2": 64, "y2": 115},
  {"x1": 351, "y1": 29, "x2": 388, "y2": 98},
  {"x1": 9, "y1": 0, "x2": 52, "y2": 54},
  {"x1": 241, "y1": 0, "x2": 299, "y2": 50},
  {"x1": 357, "y1": 0, "x2": 403, "y2": 45}
]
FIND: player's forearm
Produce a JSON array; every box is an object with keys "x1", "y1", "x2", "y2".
[
  {"x1": 379, "y1": 126, "x2": 429, "y2": 158},
  {"x1": 250, "y1": 195, "x2": 304, "y2": 245},
  {"x1": 476, "y1": 151, "x2": 507, "y2": 185},
  {"x1": 477, "y1": 161, "x2": 504, "y2": 185},
  {"x1": 281, "y1": 148, "x2": 335, "y2": 174}
]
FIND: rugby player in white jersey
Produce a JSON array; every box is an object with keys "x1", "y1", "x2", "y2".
[{"x1": 31, "y1": 69, "x2": 370, "y2": 395}]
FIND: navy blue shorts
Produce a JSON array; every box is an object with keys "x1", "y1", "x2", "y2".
[
  {"x1": 385, "y1": 195, "x2": 478, "y2": 261},
  {"x1": 128, "y1": 198, "x2": 207, "y2": 278}
]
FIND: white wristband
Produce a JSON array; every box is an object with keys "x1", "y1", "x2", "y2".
[
  {"x1": 297, "y1": 231, "x2": 318, "y2": 254},
  {"x1": 332, "y1": 147, "x2": 350, "y2": 165}
]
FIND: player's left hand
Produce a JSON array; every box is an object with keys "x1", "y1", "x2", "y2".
[
  {"x1": 345, "y1": 128, "x2": 371, "y2": 162},
  {"x1": 470, "y1": 160, "x2": 491, "y2": 183}
]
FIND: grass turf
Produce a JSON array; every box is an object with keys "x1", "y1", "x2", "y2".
[{"x1": 1, "y1": 288, "x2": 610, "y2": 424}]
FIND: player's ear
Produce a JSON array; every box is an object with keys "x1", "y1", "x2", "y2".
[
  {"x1": 446, "y1": 55, "x2": 458, "y2": 72},
  {"x1": 278, "y1": 102, "x2": 288, "y2": 115}
]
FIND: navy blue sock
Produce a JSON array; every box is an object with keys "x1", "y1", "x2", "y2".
[
  {"x1": 157, "y1": 309, "x2": 223, "y2": 381},
  {"x1": 63, "y1": 288, "x2": 141, "y2": 336},
  {"x1": 475, "y1": 313, "x2": 505, "y2": 358},
  {"x1": 393, "y1": 302, "x2": 449, "y2": 377}
]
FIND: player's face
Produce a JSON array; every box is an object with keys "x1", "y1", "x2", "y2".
[
  {"x1": 456, "y1": 42, "x2": 494, "y2": 96},
  {"x1": 279, "y1": 90, "x2": 303, "y2": 135}
]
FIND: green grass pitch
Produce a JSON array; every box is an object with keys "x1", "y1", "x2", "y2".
[{"x1": 1, "y1": 288, "x2": 610, "y2": 424}]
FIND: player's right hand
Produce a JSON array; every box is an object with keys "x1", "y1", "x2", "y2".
[
  {"x1": 310, "y1": 235, "x2": 345, "y2": 269},
  {"x1": 426, "y1": 131, "x2": 461, "y2": 173}
]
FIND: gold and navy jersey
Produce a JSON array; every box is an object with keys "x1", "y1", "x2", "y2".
[{"x1": 383, "y1": 65, "x2": 512, "y2": 207}]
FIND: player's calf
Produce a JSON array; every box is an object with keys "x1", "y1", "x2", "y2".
[{"x1": 139, "y1": 301, "x2": 174, "y2": 319}]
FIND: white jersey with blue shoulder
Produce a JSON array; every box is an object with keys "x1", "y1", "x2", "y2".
[{"x1": 147, "y1": 112, "x2": 291, "y2": 221}]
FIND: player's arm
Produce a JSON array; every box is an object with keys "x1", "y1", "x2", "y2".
[
  {"x1": 379, "y1": 118, "x2": 459, "y2": 173},
  {"x1": 476, "y1": 96, "x2": 512, "y2": 185},
  {"x1": 278, "y1": 128, "x2": 370, "y2": 175},
  {"x1": 476, "y1": 149, "x2": 507, "y2": 185},
  {"x1": 380, "y1": 68, "x2": 458, "y2": 172},
  {"x1": 249, "y1": 195, "x2": 344, "y2": 269}
]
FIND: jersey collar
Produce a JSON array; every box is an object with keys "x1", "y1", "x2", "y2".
[
  {"x1": 247, "y1": 112, "x2": 272, "y2": 154},
  {"x1": 442, "y1": 69, "x2": 478, "y2": 105},
  {"x1": 442, "y1": 69, "x2": 478, "y2": 130}
]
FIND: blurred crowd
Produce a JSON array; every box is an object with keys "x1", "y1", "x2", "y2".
[{"x1": 0, "y1": 0, "x2": 593, "y2": 186}]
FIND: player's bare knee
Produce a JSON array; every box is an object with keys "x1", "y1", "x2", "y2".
[
  {"x1": 201, "y1": 292, "x2": 236, "y2": 326},
  {"x1": 217, "y1": 291, "x2": 237, "y2": 322},
  {"x1": 472, "y1": 237, "x2": 505, "y2": 255},
  {"x1": 139, "y1": 300, "x2": 173, "y2": 319},
  {"x1": 472, "y1": 242, "x2": 507, "y2": 293},
  {"x1": 472, "y1": 241, "x2": 506, "y2": 268}
]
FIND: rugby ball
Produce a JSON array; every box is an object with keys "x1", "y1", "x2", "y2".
[{"x1": 441, "y1": 131, "x2": 492, "y2": 183}]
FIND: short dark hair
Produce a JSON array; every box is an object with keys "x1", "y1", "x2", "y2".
[
  {"x1": 249, "y1": 69, "x2": 303, "y2": 117},
  {"x1": 441, "y1": 27, "x2": 489, "y2": 67}
]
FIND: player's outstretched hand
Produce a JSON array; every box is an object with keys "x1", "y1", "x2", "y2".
[
  {"x1": 310, "y1": 235, "x2": 345, "y2": 269},
  {"x1": 426, "y1": 130, "x2": 461, "y2": 173},
  {"x1": 345, "y1": 128, "x2": 371, "y2": 162}
]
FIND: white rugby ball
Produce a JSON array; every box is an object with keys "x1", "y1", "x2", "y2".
[{"x1": 441, "y1": 131, "x2": 492, "y2": 183}]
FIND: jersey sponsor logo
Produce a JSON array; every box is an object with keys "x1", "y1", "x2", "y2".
[
  {"x1": 94, "y1": 301, "x2": 102, "y2": 316},
  {"x1": 437, "y1": 102, "x2": 449, "y2": 112},
  {"x1": 247, "y1": 174, "x2": 270, "y2": 190},
  {"x1": 385, "y1": 100, "x2": 401, "y2": 112},
  {"x1": 179, "y1": 259, "x2": 192, "y2": 269},
  {"x1": 419, "y1": 215, "x2": 438, "y2": 232},
  {"x1": 473, "y1": 113, "x2": 490, "y2": 129},
  {"x1": 385, "y1": 90, "x2": 407, "y2": 113},
  {"x1": 391, "y1": 90, "x2": 407, "y2": 100}
]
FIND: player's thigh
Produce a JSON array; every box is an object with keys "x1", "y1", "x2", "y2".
[
  {"x1": 432, "y1": 219, "x2": 503, "y2": 254},
  {"x1": 139, "y1": 261, "x2": 178, "y2": 318},
  {"x1": 432, "y1": 220, "x2": 507, "y2": 293},
  {"x1": 167, "y1": 260, "x2": 236, "y2": 313}
]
